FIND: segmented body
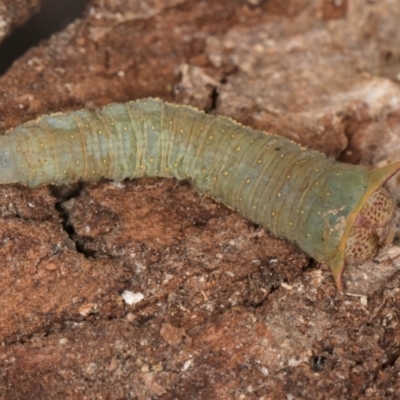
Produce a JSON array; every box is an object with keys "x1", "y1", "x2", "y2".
[{"x1": 0, "y1": 98, "x2": 398, "y2": 291}]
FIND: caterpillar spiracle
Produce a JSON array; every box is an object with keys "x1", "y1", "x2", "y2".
[{"x1": 0, "y1": 98, "x2": 399, "y2": 292}]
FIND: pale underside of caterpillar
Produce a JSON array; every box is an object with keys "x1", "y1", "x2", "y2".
[{"x1": 0, "y1": 98, "x2": 399, "y2": 292}]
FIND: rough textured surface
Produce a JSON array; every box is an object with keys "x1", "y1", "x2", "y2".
[
  {"x1": 0, "y1": 0, "x2": 42, "y2": 43},
  {"x1": 0, "y1": 0, "x2": 400, "y2": 399}
]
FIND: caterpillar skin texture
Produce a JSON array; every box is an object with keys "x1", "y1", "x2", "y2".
[{"x1": 0, "y1": 98, "x2": 399, "y2": 292}]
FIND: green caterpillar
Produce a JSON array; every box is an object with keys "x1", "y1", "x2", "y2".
[{"x1": 0, "y1": 98, "x2": 398, "y2": 292}]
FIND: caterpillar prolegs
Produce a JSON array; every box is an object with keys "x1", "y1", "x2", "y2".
[{"x1": 0, "y1": 98, "x2": 399, "y2": 292}]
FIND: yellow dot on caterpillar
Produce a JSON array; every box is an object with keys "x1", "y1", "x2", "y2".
[
  {"x1": 315, "y1": 182, "x2": 319, "y2": 186},
  {"x1": 317, "y1": 211, "x2": 321, "y2": 215},
  {"x1": 213, "y1": 177, "x2": 217, "y2": 181},
  {"x1": 257, "y1": 159, "x2": 261, "y2": 164},
  {"x1": 300, "y1": 210, "x2": 304, "y2": 214},
  {"x1": 231, "y1": 134, "x2": 235, "y2": 138},
  {"x1": 272, "y1": 212, "x2": 276, "y2": 217},
  {"x1": 253, "y1": 206, "x2": 256, "y2": 209},
  {"x1": 174, "y1": 162, "x2": 178, "y2": 167},
  {"x1": 307, "y1": 233, "x2": 311, "y2": 238},
  {"x1": 152, "y1": 126, "x2": 155, "y2": 130},
  {"x1": 76, "y1": 161, "x2": 80, "y2": 165},
  {"x1": 180, "y1": 129, "x2": 183, "y2": 133},
  {"x1": 289, "y1": 222, "x2": 293, "y2": 226},
  {"x1": 85, "y1": 124, "x2": 89, "y2": 128},
  {"x1": 239, "y1": 198, "x2": 242, "y2": 202},
  {"x1": 209, "y1": 135, "x2": 213, "y2": 140},
  {"x1": 140, "y1": 165, "x2": 145, "y2": 170},
  {"x1": 63, "y1": 170, "x2": 67, "y2": 174},
  {"x1": 44, "y1": 161, "x2": 48, "y2": 165},
  {"x1": 315, "y1": 168, "x2": 319, "y2": 172},
  {"x1": 111, "y1": 122, "x2": 114, "y2": 126},
  {"x1": 280, "y1": 154, "x2": 284, "y2": 158},
  {"x1": 98, "y1": 130, "x2": 102, "y2": 135},
  {"x1": 250, "y1": 140, "x2": 254, "y2": 143},
  {"x1": 200, "y1": 126, "x2": 204, "y2": 131},
  {"x1": 150, "y1": 158, "x2": 154, "y2": 163},
  {"x1": 170, "y1": 120, "x2": 173, "y2": 125},
  {"x1": 71, "y1": 135, "x2": 74, "y2": 138},
  {"x1": 123, "y1": 126, "x2": 128, "y2": 131},
  {"x1": 92, "y1": 170, "x2": 96, "y2": 174},
  {"x1": 277, "y1": 193, "x2": 281, "y2": 197},
  {"x1": 224, "y1": 171, "x2": 229, "y2": 176},
  {"x1": 202, "y1": 168, "x2": 206, "y2": 173},
  {"x1": 40, "y1": 143, "x2": 44, "y2": 147},
  {"x1": 246, "y1": 179, "x2": 250, "y2": 183},
  {"x1": 286, "y1": 175, "x2": 290, "y2": 179},
  {"x1": 237, "y1": 146, "x2": 241, "y2": 151},
  {"x1": 326, "y1": 191, "x2": 331, "y2": 196}
]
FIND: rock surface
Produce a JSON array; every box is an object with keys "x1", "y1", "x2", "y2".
[
  {"x1": 0, "y1": 0, "x2": 400, "y2": 399},
  {"x1": 0, "y1": 0, "x2": 42, "y2": 43}
]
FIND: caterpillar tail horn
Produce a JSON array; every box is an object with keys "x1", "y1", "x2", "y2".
[{"x1": 329, "y1": 162, "x2": 400, "y2": 293}]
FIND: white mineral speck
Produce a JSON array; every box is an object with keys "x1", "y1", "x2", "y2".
[
  {"x1": 122, "y1": 290, "x2": 144, "y2": 305},
  {"x1": 182, "y1": 359, "x2": 193, "y2": 371}
]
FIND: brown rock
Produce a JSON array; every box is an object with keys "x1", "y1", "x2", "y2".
[{"x1": 0, "y1": 1, "x2": 400, "y2": 399}]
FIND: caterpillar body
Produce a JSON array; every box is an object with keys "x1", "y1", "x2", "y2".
[{"x1": 0, "y1": 98, "x2": 399, "y2": 292}]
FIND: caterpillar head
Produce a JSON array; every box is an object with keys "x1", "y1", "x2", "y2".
[
  {"x1": 345, "y1": 186, "x2": 395, "y2": 265},
  {"x1": 330, "y1": 162, "x2": 400, "y2": 293}
]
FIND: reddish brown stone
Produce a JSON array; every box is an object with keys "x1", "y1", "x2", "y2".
[{"x1": 0, "y1": 1, "x2": 400, "y2": 399}]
